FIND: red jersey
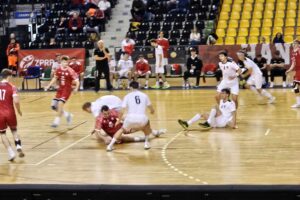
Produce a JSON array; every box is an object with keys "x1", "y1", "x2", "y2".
[
  {"x1": 291, "y1": 48, "x2": 300, "y2": 81},
  {"x1": 135, "y1": 59, "x2": 150, "y2": 73},
  {"x1": 0, "y1": 81, "x2": 18, "y2": 131},
  {"x1": 157, "y1": 38, "x2": 169, "y2": 58},
  {"x1": 69, "y1": 60, "x2": 84, "y2": 75},
  {"x1": 95, "y1": 109, "x2": 122, "y2": 137},
  {"x1": 55, "y1": 67, "x2": 78, "y2": 101}
]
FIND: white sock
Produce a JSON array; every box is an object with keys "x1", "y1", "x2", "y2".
[
  {"x1": 156, "y1": 81, "x2": 159, "y2": 86},
  {"x1": 63, "y1": 111, "x2": 69, "y2": 118},
  {"x1": 187, "y1": 114, "x2": 201, "y2": 125},
  {"x1": 207, "y1": 108, "x2": 217, "y2": 124},
  {"x1": 80, "y1": 81, "x2": 83, "y2": 88},
  {"x1": 145, "y1": 135, "x2": 149, "y2": 143},
  {"x1": 53, "y1": 117, "x2": 60, "y2": 125},
  {"x1": 108, "y1": 138, "x2": 116, "y2": 149},
  {"x1": 145, "y1": 80, "x2": 148, "y2": 85},
  {"x1": 7, "y1": 147, "x2": 15, "y2": 157},
  {"x1": 297, "y1": 96, "x2": 300, "y2": 104},
  {"x1": 250, "y1": 86, "x2": 259, "y2": 95},
  {"x1": 261, "y1": 89, "x2": 272, "y2": 99}
]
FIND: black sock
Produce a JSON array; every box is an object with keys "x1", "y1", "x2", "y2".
[{"x1": 15, "y1": 140, "x2": 21, "y2": 146}]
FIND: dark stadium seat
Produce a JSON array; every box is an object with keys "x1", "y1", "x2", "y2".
[
  {"x1": 84, "y1": 41, "x2": 94, "y2": 49},
  {"x1": 150, "y1": 22, "x2": 161, "y2": 31},
  {"x1": 137, "y1": 31, "x2": 147, "y2": 41},
  {"x1": 165, "y1": 13, "x2": 175, "y2": 22},
  {"x1": 186, "y1": 13, "x2": 196, "y2": 21},
  {"x1": 173, "y1": 21, "x2": 183, "y2": 30},
  {"x1": 169, "y1": 38, "x2": 178, "y2": 45},
  {"x1": 162, "y1": 22, "x2": 172, "y2": 31},
  {"x1": 170, "y1": 30, "x2": 180, "y2": 38},
  {"x1": 175, "y1": 13, "x2": 185, "y2": 22},
  {"x1": 179, "y1": 38, "x2": 189, "y2": 45},
  {"x1": 148, "y1": 30, "x2": 158, "y2": 39},
  {"x1": 153, "y1": 14, "x2": 163, "y2": 22},
  {"x1": 140, "y1": 22, "x2": 150, "y2": 31},
  {"x1": 184, "y1": 21, "x2": 194, "y2": 31},
  {"x1": 182, "y1": 30, "x2": 191, "y2": 39},
  {"x1": 195, "y1": 21, "x2": 205, "y2": 30}
]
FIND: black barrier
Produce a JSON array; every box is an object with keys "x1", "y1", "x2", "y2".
[{"x1": 0, "y1": 185, "x2": 300, "y2": 200}]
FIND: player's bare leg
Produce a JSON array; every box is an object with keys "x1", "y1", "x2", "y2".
[
  {"x1": 145, "y1": 73, "x2": 149, "y2": 88},
  {"x1": 232, "y1": 94, "x2": 239, "y2": 109},
  {"x1": 127, "y1": 71, "x2": 132, "y2": 88},
  {"x1": 79, "y1": 73, "x2": 84, "y2": 90},
  {"x1": 11, "y1": 129, "x2": 24, "y2": 157},
  {"x1": 245, "y1": 84, "x2": 275, "y2": 103},
  {"x1": 215, "y1": 92, "x2": 221, "y2": 104},
  {"x1": 142, "y1": 121, "x2": 152, "y2": 149},
  {"x1": 291, "y1": 83, "x2": 300, "y2": 108},
  {"x1": 1, "y1": 132, "x2": 16, "y2": 161},
  {"x1": 106, "y1": 128, "x2": 125, "y2": 151}
]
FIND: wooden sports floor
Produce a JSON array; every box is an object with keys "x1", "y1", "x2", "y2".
[{"x1": 0, "y1": 84, "x2": 300, "y2": 185}]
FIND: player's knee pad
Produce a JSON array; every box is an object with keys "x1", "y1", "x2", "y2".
[
  {"x1": 51, "y1": 100, "x2": 58, "y2": 110},
  {"x1": 294, "y1": 88, "x2": 299, "y2": 94}
]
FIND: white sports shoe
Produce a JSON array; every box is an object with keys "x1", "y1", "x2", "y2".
[
  {"x1": 16, "y1": 145, "x2": 25, "y2": 158},
  {"x1": 8, "y1": 149, "x2": 16, "y2": 162},
  {"x1": 291, "y1": 104, "x2": 300, "y2": 108},
  {"x1": 66, "y1": 113, "x2": 73, "y2": 125},
  {"x1": 282, "y1": 82, "x2": 287, "y2": 88},
  {"x1": 152, "y1": 129, "x2": 167, "y2": 137},
  {"x1": 144, "y1": 142, "x2": 151, "y2": 150},
  {"x1": 269, "y1": 82, "x2": 274, "y2": 88},
  {"x1": 106, "y1": 145, "x2": 114, "y2": 152},
  {"x1": 268, "y1": 96, "x2": 276, "y2": 104}
]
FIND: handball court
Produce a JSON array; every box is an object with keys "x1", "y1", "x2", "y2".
[{"x1": 0, "y1": 79, "x2": 300, "y2": 185}]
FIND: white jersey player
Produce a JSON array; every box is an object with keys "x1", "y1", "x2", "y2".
[
  {"x1": 82, "y1": 95, "x2": 122, "y2": 117},
  {"x1": 116, "y1": 52, "x2": 133, "y2": 89},
  {"x1": 237, "y1": 50, "x2": 276, "y2": 104},
  {"x1": 106, "y1": 81, "x2": 166, "y2": 151},
  {"x1": 178, "y1": 88, "x2": 237, "y2": 130},
  {"x1": 216, "y1": 51, "x2": 242, "y2": 108}
]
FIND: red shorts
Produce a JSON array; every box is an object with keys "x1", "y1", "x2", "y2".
[
  {"x1": 0, "y1": 111, "x2": 17, "y2": 132},
  {"x1": 294, "y1": 70, "x2": 300, "y2": 82},
  {"x1": 55, "y1": 88, "x2": 72, "y2": 102},
  {"x1": 104, "y1": 123, "x2": 123, "y2": 137}
]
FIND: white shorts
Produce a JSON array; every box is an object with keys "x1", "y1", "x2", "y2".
[
  {"x1": 155, "y1": 66, "x2": 165, "y2": 74},
  {"x1": 247, "y1": 74, "x2": 263, "y2": 89},
  {"x1": 118, "y1": 69, "x2": 131, "y2": 77},
  {"x1": 123, "y1": 114, "x2": 149, "y2": 130},
  {"x1": 209, "y1": 115, "x2": 231, "y2": 128},
  {"x1": 217, "y1": 80, "x2": 239, "y2": 95}
]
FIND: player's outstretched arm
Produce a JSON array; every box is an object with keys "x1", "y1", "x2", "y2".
[
  {"x1": 44, "y1": 76, "x2": 57, "y2": 91},
  {"x1": 72, "y1": 79, "x2": 80, "y2": 93},
  {"x1": 13, "y1": 95, "x2": 22, "y2": 116}
]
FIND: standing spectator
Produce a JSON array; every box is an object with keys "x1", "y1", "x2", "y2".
[
  {"x1": 134, "y1": 54, "x2": 151, "y2": 89},
  {"x1": 115, "y1": 52, "x2": 133, "y2": 89},
  {"x1": 190, "y1": 28, "x2": 201, "y2": 46},
  {"x1": 150, "y1": 39, "x2": 170, "y2": 88},
  {"x1": 254, "y1": 54, "x2": 268, "y2": 87},
  {"x1": 269, "y1": 50, "x2": 286, "y2": 88},
  {"x1": 68, "y1": 12, "x2": 83, "y2": 33},
  {"x1": 94, "y1": 40, "x2": 113, "y2": 92},
  {"x1": 183, "y1": 48, "x2": 203, "y2": 88},
  {"x1": 98, "y1": 0, "x2": 111, "y2": 20},
  {"x1": 130, "y1": 0, "x2": 146, "y2": 21},
  {"x1": 273, "y1": 32, "x2": 285, "y2": 44},
  {"x1": 121, "y1": 35, "x2": 135, "y2": 56},
  {"x1": 6, "y1": 38, "x2": 20, "y2": 76},
  {"x1": 69, "y1": 56, "x2": 85, "y2": 90},
  {"x1": 157, "y1": 31, "x2": 170, "y2": 72}
]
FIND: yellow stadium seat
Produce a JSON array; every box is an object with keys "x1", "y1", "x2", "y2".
[
  {"x1": 222, "y1": 4, "x2": 231, "y2": 12},
  {"x1": 223, "y1": 0, "x2": 233, "y2": 4},
  {"x1": 241, "y1": 11, "x2": 251, "y2": 19},
  {"x1": 263, "y1": 19, "x2": 273, "y2": 27},
  {"x1": 274, "y1": 18, "x2": 284, "y2": 27},
  {"x1": 265, "y1": 2, "x2": 275, "y2": 10},
  {"x1": 230, "y1": 11, "x2": 240, "y2": 20},
  {"x1": 275, "y1": 10, "x2": 285, "y2": 18},
  {"x1": 243, "y1": 3, "x2": 253, "y2": 11},
  {"x1": 298, "y1": 17, "x2": 300, "y2": 26},
  {"x1": 285, "y1": 36, "x2": 294, "y2": 43},
  {"x1": 251, "y1": 19, "x2": 261, "y2": 28},
  {"x1": 252, "y1": 11, "x2": 262, "y2": 19},
  {"x1": 244, "y1": 0, "x2": 254, "y2": 3},
  {"x1": 288, "y1": 2, "x2": 296, "y2": 9},
  {"x1": 287, "y1": 10, "x2": 296, "y2": 18},
  {"x1": 286, "y1": 18, "x2": 295, "y2": 27},
  {"x1": 217, "y1": 20, "x2": 227, "y2": 29},
  {"x1": 285, "y1": 27, "x2": 295, "y2": 36},
  {"x1": 216, "y1": 37, "x2": 224, "y2": 45},
  {"x1": 261, "y1": 27, "x2": 271, "y2": 36},
  {"x1": 216, "y1": 29, "x2": 225, "y2": 37},
  {"x1": 297, "y1": 27, "x2": 300, "y2": 35},
  {"x1": 264, "y1": 10, "x2": 273, "y2": 18},
  {"x1": 254, "y1": 3, "x2": 264, "y2": 11},
  {"x1": 228, "y1": 20, "x2": 239, "y2": 28},
  {"x1": 276, "y1": 2, "x2": 286, "y2": 10},
  {"x1": 240, "y1": 20, "x2": 250, "y2": 28},
  {"x1": 225, "y1": 37, "x2": 235, "y2": 45},
  {"x1": 234, "y1": 0, "x2": 243, "y2": 3},
  {"x1": 256, "y1": 0, "x2": 265, "y2": 3},
  {"x1": 273, "y1": 27, "x2": 283, "y2": 34},
  {"x1": 232, "y1": 4, "x2": 242, "y2": 12},
  {"x1": 248, "y1": 36, "x2": 258, "y2": 44},
  {"x1": 227, "y1": 28, "x2": 237, "y2": 37},
  {"x1": 238, "y1": 28, "x2": 248, "y2": 36},
  {"x1": 236, "y1": 37, "x2": 247, "y2": 44},
  {"x1": 249, "y1": 28, "x2": 260, "y2": 36},
  {"x1": 266, "y1": 0, "x2": 275, "y2": 2},
  {"x1": 220, "y1": 12, "x2": 229, "y2": 20}
]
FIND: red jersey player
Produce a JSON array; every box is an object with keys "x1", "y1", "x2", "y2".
[
  {"x1": 0, "y1": 69, "x2": 24, "y2": 161},
  {"x1": 157, "y1": 31, "x2": 170, "y2": 68},
  {"x1": 286, "y1": 39, "x2": 300, "y2": 108},
  {"x1": 69, "y1": 56, "x2": 84, "y2": 90},
  {"x1": 45, "y1": 56, "x2": 79, "y2": 127},
  {"x1": 134, "y1": 54, "x2": 151, "y2": 89}
]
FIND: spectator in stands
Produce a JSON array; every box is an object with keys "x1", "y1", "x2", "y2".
[
  {"x1": 134, "y1": 54, "x2": 151, "y2": 89},
  {"x1": 190, "y1": 28, "x2": 201, "y2": 46},
  {"x1": 83, "y1": 15, "x2": 100, "y2": 34},
  {"x1": 88, "y1": 32, "x2": 100, "y2": 43},
  {"x1": 254, "y1": 54, "x2": 269, "y2": 87},
  {"x1": 85, "y1": 0, "x2": 100, "y2": 10},
  {"x1": 115, "y1": 52, "x2": 133, "y2": 89},
  {"x1": 269, "y1": 50, "x2": 286, "y2": 88},
  {"x1": 6, "y1": 38, "x2": 20, "y2": 76},
  {"x1": 98, "y1": 0, "x2": 111, "y2": 20},
  {"x1": 49, "y1": 38, "x2": 59, "y2": 48},
  {"x1": 183, "y1": 48, "x2": 203, "y2": 89},
  {"x1": 121, "y1": 35, "x2": 135, "y2": 56},
  {"x1": 167, "y1": 0, "x2": 177, "y2": 13},
  {"x1": 56, "y1": 16, "x2": 68, "y2": 34},
  {"x1": 273, "y1": 32, "x2": 285, "y2": 44},
  {"x1": 68, "y1": 12, "x2": 83, "y2": 33},
  {"x1": 70, "y1": 0, "x2": 85, "y2": 11},
  {"x1": 130, "y1": 0, "x2": 146, "y2": 21},
  {"x1": 157, "y1": 31, "x2": 170, "y2": 71},
  {"x1": 259, "y1": 36, "x2": 267, "y2": 44},
  {"x1": 206, "y1": 33, "x2": 218, "y2": 45},
  {"x1": 177, "y1": 0, "x2": 189, "y2": 13},
  {"x1": 69, "y1": 56, "x2": 85, "y2": 90}
]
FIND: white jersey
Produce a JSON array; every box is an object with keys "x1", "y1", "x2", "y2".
[
  {"x1": 218, "y1": 61, "x2": 240, "y2": 84},
  {"x1": 122, "y1": 90, "x2": 151, "y2": 115},
  {"x1": 118, "y1": 59, "x2": 133, "y2": 71},
  {"x1": 91, "y1": 95, "x2": 122, "y2": 117},
  {"x1": 121, "y1": 39, "x2": 135, "y2": 52},
  {"x1": 155, "y1": 45, "x2": 164, "y2": 67},
  {"x1": 219, "y1": 100, "x2": 236, "y2": 119},
  {"x1": 243, "y1": 57, "x2": 262, "y2": 76}
]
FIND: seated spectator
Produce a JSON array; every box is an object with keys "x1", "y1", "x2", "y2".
[
  {"x1": 68, "y1": 12, "x2": 83, "y2": 33},
  {"x1": 115, "y1": 52, "x2": 133, "y2": 89},
  {"x1": 98, "y1": 0, "x2": 111, "y2": 20},
  {"x1": 56, "y1": 16, "x2": 68, "y2": 34},
  {"x1": 121, "y1": 35, "x2": 135, "y2": 56},
  {"x1": 49, "y1": 38, "x2": 59, "y2": 48},
  {"x1": 269, "y1": 50, "x2": 286, "y2": 88},
  {"x1": 83, "y1": 15, "x2": 100, "y2": 34},
  {"x1": 190, "y1": 28, "x2": 201, "y2": 46},
  {"x1": 273, "y1": 32, "x2": 285, "y2": 44},
  {"x1": 183, "y1": 48, "x2": 203, "y2": 89},
  {"x1": 134, "y1": 54, "x2": 151, "y2": 89},
  {"x1": 70, "y1": 0, "x2": 85, "y2": 11},
  {"x1": 206, "y1": 33, "x2": 218, "y2": 45},
  {"x1": 130, "y1": 0, "x2": 146, "y2": 21},
  {"x1": 254, "y1": 54, "x2": 268, "y2": 87}
]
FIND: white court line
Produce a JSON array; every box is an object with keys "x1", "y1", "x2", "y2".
[
  {"x1": 35, "y1": 134, "x2": 90, "y2": 166},
  {"x1": 265, "y1": 129, "x2": 271, "y2": 136}
]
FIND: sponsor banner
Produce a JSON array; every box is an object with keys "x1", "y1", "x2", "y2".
[
  {"x1": 14, "y1": 11, "x2": 32, "y2": 19},
  {"x1": 198, "y1": 43, "x2": 292, "y2": 67},
  {"x1": 18, "y1": 48, "x2": 85, "y2": 71}
]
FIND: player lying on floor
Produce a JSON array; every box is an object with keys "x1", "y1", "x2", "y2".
[{"x1": 178, "y1": 88, "x2": 237, "y2": 130}]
